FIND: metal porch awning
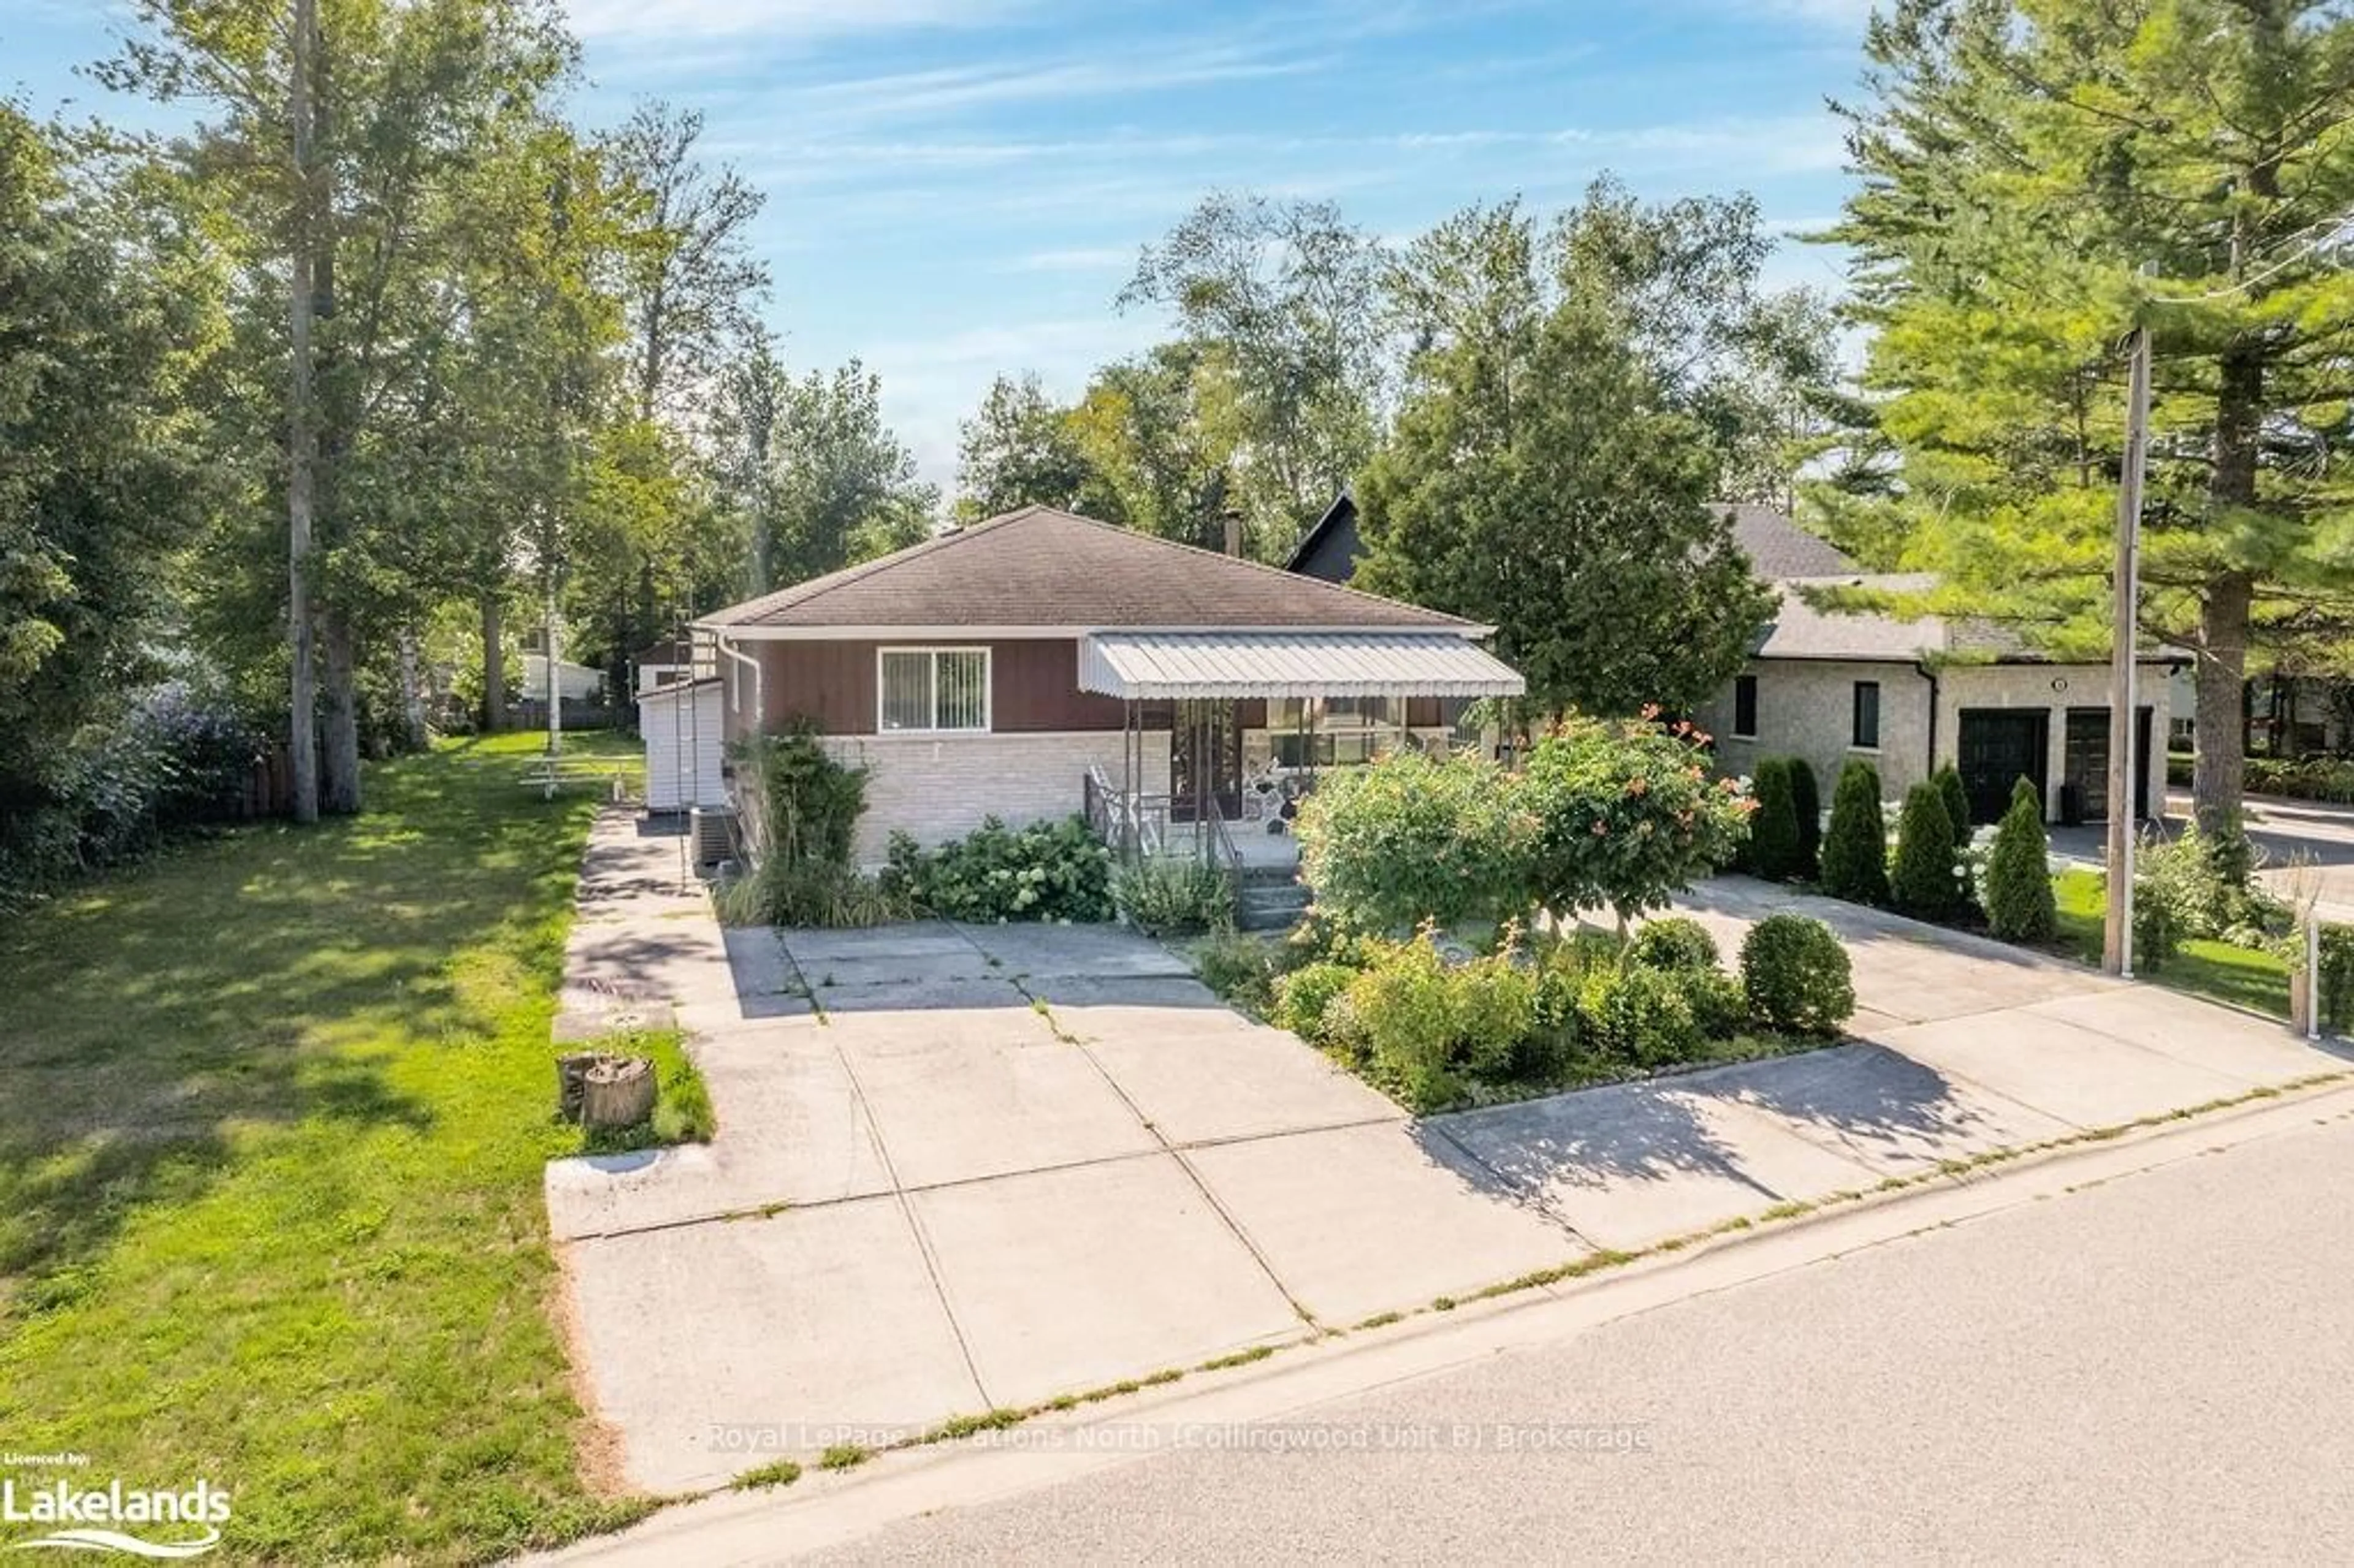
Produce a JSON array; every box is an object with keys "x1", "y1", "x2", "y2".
[{"x1": 1078, "y1": 631, "x2": 1526, "y2": 701}]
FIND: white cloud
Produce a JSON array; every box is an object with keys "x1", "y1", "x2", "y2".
[
  {"x1": 561, "y1": 0, "x2": 1030, "y2": 42},
  {"x1": 768, "y1": 46, "x2": 1328, "y2": 129},
  {"x1": 999, "y1": 246, "x2": 1140, "y2": 274}
]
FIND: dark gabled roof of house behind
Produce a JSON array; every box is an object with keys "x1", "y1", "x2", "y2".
[
  {"x1": 1286, "y1": 490, "x2": 1358, "y2": 576},
  {"x1": 699, "y1": 505, "x2": 1480, "y2": 632},
  {"x1": 1728, "y1": 504, "x2": 1857, "y2": 579}
]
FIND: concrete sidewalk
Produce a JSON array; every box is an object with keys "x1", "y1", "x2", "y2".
[{"x1": 542, "y1": 819, "x2": 2352, "y2": 1500}]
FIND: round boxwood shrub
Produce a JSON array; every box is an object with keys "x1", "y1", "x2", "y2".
[
  {"x1": 1625, "y1": 915, "x2": 1721, "y2": 973},
  {"x1": 1746, "y1": 758, "x2": 1802, "y2": 881},
  {"x1": 1890, "y1": 781, "x2": 1962, "y2": 921},
  {"x1": 1740, "y1": 913, "x2": 1854, "y2": 1037},
  {"x1": 1577, "y1": 964, "x2": 1703, "y2": 1067},
  {"x1": 1983, "y1": 775, "x2": 2058, "y2": 943},
  {"x1": 1818, "y1": 759, "x2": 1890, "y2": 905},
  {"x1": 1685, "y1": 969, "x2": 1750, "y2": 1041},
  {"x1": 1787, "y1": 756, "x2": 1822, "y2": 880}
]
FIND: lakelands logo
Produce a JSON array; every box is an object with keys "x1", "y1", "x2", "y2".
[{"x1": 2, "y1": 1477, "x2": 230, "y2": 1558}]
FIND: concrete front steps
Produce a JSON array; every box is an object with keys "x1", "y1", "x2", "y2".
[{"x1": 1236, "y1": 863, "x2": 1310, "y2": 931}]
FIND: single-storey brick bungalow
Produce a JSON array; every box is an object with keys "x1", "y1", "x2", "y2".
[
  {"x1": 688, "y1": 504, "x2": 1525, "y2": 862},
  {"x1": 1289, "y1": 493, "x2": 2174, "y2": 827}
]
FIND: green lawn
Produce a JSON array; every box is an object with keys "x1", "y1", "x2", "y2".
[
  {"x1": 2052, "y1": 867, "x2": 2290, "y2": 1018},
  {"x1": 0, "y1": 731, "x2": 655, "y2": 1564}
]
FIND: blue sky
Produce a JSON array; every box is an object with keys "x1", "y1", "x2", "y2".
[{"x1": 6, "y1": 1, "x2": 1874, "y2": 489}]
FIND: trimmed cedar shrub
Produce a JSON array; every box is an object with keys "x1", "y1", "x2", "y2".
[
  {"x1": 1983, "y1": 775, "x2": 2057, "y2": 943},
  {"x1": 1787, "y1": 756, "x2": 1822, "y2": 880},
  {"x1": 1933, "y1": 762, "x2": 1971, "y2": 845},
  {"x1": 1625, "y1": 915, "x2": 1721, "y2": 973},
  {"x1": 1740, "y1": 913, "x2": 1854, "y2": 1036},
  {"x1": 1818, "y1": 759, "x2": 1890, "y2": 905},
  {"x1": 1891, "y1": 781, "x2": 1962, "y2": 921},
  {"x1": 1746, "y1": 758, "x2": 1802, "y2": 882}
]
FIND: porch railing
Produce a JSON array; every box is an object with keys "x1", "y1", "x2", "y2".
[
  {"x1": 1202, "y1": 801, "x2": 1245, "y2": 914},
  {"x1": 1086, "y1": 764, "x2": 1168, "y2": 859}
]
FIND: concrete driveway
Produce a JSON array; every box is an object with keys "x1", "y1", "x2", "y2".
[
  {"x1": 549, "y1": 817, "x2": 2350, "y2": 1497},
  {"x1": 550, "y1": 831, "x2": 1579, "y2": 1493}
]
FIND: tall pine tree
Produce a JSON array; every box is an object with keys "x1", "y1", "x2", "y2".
[{"x1": 1826, "y1": 0, "x2": 2354, "y2": 834}]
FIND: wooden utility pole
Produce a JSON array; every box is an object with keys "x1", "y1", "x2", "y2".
[
  {"x1": 2104, "y1": 318, "x2": 2152, "y2": 976},
  {"x1": 286, "y1": 0, "x2": 321, "y2": 824}
]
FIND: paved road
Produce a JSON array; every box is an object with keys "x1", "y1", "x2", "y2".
[{"x1": 791, "y1": 1105, "x2": 2354, "y2": 1564}]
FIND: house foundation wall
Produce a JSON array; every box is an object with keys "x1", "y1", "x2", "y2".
[{"x1": 822, "y1": 731, "x2": 1173, "y2": 864}]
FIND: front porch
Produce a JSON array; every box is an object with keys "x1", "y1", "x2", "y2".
[{"x1": 1074, "y1": 630, "x2": 1527, "y2": 897}]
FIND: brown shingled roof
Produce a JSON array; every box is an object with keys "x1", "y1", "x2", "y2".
[{"x1": 700, "y1": 505, "x2": 1480, "y2": 632}]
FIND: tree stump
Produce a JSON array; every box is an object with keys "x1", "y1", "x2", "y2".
[
  {"x1": 581, "y1": 1056, "x2": 657, "y2": 1131},
  {"x1": 557, "y1": 1052, "x2": 617, "y2": 1122}
]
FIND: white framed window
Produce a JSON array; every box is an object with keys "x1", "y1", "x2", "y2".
[{"x1": 878, "y1": 647, "x2": 989, "y2": 733}]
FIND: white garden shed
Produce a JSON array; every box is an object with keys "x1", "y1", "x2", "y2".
[{"x1": 641, "y1": 678, "x2": 723, "y2": 812}]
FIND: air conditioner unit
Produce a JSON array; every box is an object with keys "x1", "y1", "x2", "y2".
[{"x1": 688, "y1": 804, "x2": 738, "y2": 868}]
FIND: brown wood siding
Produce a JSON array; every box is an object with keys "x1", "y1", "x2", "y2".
[
  {"x1": 1407, "y1": 697, "x2": 1442, "y2": 728},
  {"x1": 756, "y1": 639, "x2": 878, "y2": 734},
  {"x1": 750, "y1": 637, "x2": 1130, "y2": 736},
  {"x1": 989, "y1": 639, "x2": 1127, "y2": 732}
]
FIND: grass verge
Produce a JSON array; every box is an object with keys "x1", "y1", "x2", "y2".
[
  {"x1": 2052, "y1": 868, "x2": 2290, "y2": 1017},
  {"x1": 0, "y1": 732, "x2": 649, "y2": 1564}
]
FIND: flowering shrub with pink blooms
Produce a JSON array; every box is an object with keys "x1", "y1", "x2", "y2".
[{"x1": 1518, "y1": 715, "x2": 1754, "y2": 927}]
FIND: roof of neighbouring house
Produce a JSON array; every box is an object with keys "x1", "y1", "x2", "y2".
[
  {"x1": 1756, "y1": 576, "x2": 2183, "y2": 666},
  {"x1": 1728, "y1": 504, "x2": 1858, "y2": 579},
  {"x1": 698, "y1": 504, "x2": 1481, "y2": 633},
  {"x1": 1285, "y1": 490, "x2": 1360, "y2": 580}
]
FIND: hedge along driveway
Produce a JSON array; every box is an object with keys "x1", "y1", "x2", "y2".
[{"x1": 0, "y1": 734, "x2": 649, "y2": 1564}]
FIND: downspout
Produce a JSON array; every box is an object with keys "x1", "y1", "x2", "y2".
[
  {"x1": 1915, "y1": 660, "x2": 1940, "y2": 782},
  {"x1": 717, "y1": 630, "x2": 763, "y2": 741}
]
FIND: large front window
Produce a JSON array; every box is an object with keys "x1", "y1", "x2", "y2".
[
  {"x1": 1268, "y1": 696, "x2": 1399, "y2": 768},
  {"x1": 878, "y1": 647, "x2": 989, "y2": 733}
]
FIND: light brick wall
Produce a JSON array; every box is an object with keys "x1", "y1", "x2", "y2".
[
  {"x1": 822, "y1": 731, "x2": 1172, "y2": 864},
  {"x1": 1697, "y1": 659, "x2": 1935, "y2": 804},
  {"x1": 1696, "y1": 658, "x2": 2172, "y2": 822},
  {"x1": 1938, "y1": 662, "x2": 2170, "y2": 818}
]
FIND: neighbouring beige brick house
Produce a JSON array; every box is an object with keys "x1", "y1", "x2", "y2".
[
  {"x1": 1694, "y1": 508, "x2": 2178, "y2": 827},
  {"x1": 687, "y1": 505, "x2": 1525, "y2": 864}
]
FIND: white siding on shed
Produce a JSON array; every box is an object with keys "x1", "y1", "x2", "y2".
[{"x1": 642, "y1": 680, "x2": 723, "y2": 811}]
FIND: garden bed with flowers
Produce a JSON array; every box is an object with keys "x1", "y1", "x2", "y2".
[{"x1": 1188, "y1": 716, "x2": 1859, "y2": 1112}]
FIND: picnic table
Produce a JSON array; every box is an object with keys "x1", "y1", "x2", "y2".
[{"x1": 517, "y1": 754, "x2": 629, "y2": 802}]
